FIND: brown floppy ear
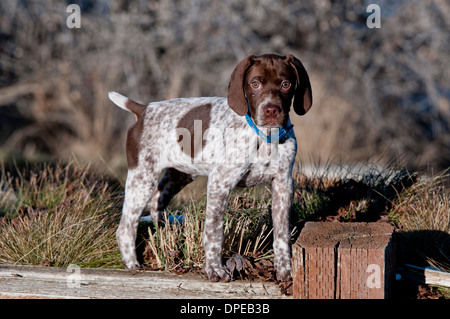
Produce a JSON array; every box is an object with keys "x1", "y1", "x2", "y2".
[
  {"x1": 286, "y1": 54, "x2": 312, "y2": 115},
  {"x1": 227, "y1": 55, "x2": 254, "y2": 116}
]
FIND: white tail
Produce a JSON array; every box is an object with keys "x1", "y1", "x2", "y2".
[
  {"x1": 108, "y1": 91, "x2": 130, "y2": 112},
  {"x1": 108, "y1": 91, "x2": 146, "y2": 116}
]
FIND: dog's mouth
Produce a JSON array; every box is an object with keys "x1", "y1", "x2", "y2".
[
  {"x1": 260, "y1": 120, "x2": 281, "y2": 128},
  {"x1": 253, "y1": 107, "x2": 286, "y2": 128},
  {"x1": 258, "y1": 115, "x2": 285, "y2": 128}
]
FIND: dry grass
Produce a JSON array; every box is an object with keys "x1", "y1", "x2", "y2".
[
  {"x1": 392, "y1": 171, "x2": 449, "y2": 233},
  {"x1": 0, "y1": 160, "x2": 448, "y2": 287},
  {"x1": 144, "y1": 201, "x2": 206, "y2": 270},
  {"x1": 143, "y1": 188, "x2": 275, "y2": 271},
  {"x1": 390, "y1": 170, "x2": 450, "y2": 271},
  {"x1": 0, "y1": 161, "x2": 122, "y2": 268}
]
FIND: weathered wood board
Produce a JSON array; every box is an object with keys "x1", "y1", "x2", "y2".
[{"x1": 0, "y1": 264, "x2": 289, "y2": 299}]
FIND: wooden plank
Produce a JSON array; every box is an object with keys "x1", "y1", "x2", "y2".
[
  {"x1": 294, "y1": 222, "x2": 341, "y2": 299},
  {"x1": 0, "y1": 264, "x2": 290, "y2": 299},
  {"x1": 292, "y1": 222, "x2": 395, "y2": 299},
  {"x1": 291, "y1": 244, "x2": 304, "y2": 298},
  {"x1": 401, "y1": 264, "x2": 450, "y2": 288},
  {"x1": 322, "y1": 245, "x2": 335, "y2": 299},
  {"x1": 339, "y1": 246, "x2": 351, "y2": 299}
]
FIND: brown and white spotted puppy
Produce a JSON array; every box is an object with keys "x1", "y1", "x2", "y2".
[{"x1": 109, "y1": 54, "x2": 312, "y2": 282}]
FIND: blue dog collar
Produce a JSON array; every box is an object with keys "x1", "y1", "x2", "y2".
[{"x1": 245, "y1": 113, "x2": 294, "y2": 143}]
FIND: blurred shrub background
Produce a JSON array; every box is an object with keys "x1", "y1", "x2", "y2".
[{"x1": 0, "y1": 0, "x2": 449, "y2": 178}]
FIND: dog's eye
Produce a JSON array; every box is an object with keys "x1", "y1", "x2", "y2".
[
  {"x1": 281, "y1": 81, "x2": 291, "y2": 90},
  {"x1": 251, "y1": 81, "x2": 261, "y2": 89}
]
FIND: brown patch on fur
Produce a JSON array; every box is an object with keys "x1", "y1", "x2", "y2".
[
  {"x1": 176, "y1": 103, "x2": 212, "y2": 158},
  {"x1": 126, "y1": 111, "x2": 145, "y2": 169},
  {"x1": 126, "y1": 99, "x2": 146, "y2": 117}
]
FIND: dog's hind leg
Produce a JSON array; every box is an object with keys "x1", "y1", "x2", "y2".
[{"x1": 117, "y1": 166, "x2": 159, "y2": 269}]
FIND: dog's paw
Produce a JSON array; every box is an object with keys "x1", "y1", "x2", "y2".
[
  {"x1": 205, "y1": 263, "x2": 231, "y2": 282},
  {"x1": 274, "y1": 259, "x2": 292, "y2": 282},
  {"x1": 123, "y1": 260, "x2": 142, "y2": 270},
  {"x1": 275, "y1": 268, "x2": 292, "y2": 282}
]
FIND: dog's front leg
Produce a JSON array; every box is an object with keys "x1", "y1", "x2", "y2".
[
  {"x1": 203, "y1": 169, "x2": 242, "y2": 282},
  {"x1": 271, "y1": 175, "x2": 294, "y2": 281}
]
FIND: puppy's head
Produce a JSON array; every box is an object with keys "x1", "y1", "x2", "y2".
[{"x1": 227, "y1": 54, "x2": 312, "y2": 127}]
